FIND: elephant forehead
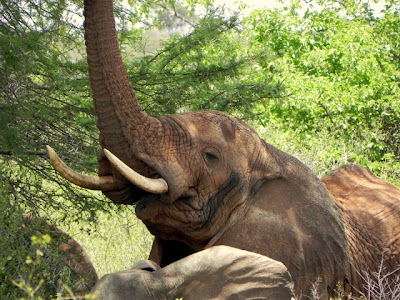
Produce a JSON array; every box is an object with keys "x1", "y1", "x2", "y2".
[
  {"x1": 171, "y1": 111, "x2": 253, "y2": 144},
  {"x1": 157, "y1": 245, "x2": 294, "y2": 299}
]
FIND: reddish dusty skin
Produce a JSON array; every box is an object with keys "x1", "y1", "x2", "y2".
[{"x1": 322, "y1": 164, "x2": 400, "y2": 295}]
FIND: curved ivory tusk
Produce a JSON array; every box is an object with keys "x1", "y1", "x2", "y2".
[
  {"x1": 103, "y1": 149, "x2": 169, "y2": 194},
  {"x1": 46, "y1": 145, "x2": 118, "y2": 191}
]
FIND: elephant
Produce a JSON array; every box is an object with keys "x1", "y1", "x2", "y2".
[
  {"x1": 322, "y1": 164, "x2": 400, "y2": 295},
  {"x1": 46, "y1": 0, "x2": 400, "y2": 298},
  {"x1": 18, "y1": 216, "x2": 98, "y2": 295},
  {"x1": 89, "y1": 245, "x2": 294, "y2": 299}
]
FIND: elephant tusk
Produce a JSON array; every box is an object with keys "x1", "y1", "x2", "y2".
[
  {"x1": 46, "y1": 145, "x2": 118, "y2": 191},
  {"x1": 103, "y1": 149, "x2": 169, "y2": 194}
]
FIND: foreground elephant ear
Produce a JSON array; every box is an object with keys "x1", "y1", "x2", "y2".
[{"x1": 89, "y1": 246, "x2": 294, "y2": 300}]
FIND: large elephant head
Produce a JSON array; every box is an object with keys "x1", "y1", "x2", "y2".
[
  {"x1": 48, "y1": 0, "x2": 350, "y2": 297},
  {"x1": 89, "y1": 245, "x2": 294, "y2": 300}
]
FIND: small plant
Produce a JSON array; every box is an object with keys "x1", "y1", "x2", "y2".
[
  {"x1": 12, "y1": 234, "x2": 51, "y2": 300},
  {"x1": 356, "y1": 261, "x2": 400, "y2": 300},
  {"x1": 0, "y1": 208, "x2": 96, "y2": 299}
]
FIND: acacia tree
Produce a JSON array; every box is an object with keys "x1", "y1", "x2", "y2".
[
  {"x1": 0, "y1": 0, "x2": 284, "y2": 219},
  {"x1": 244, "y1": 0, "x2": 400, "y2": 181},
  {"x1": 0, "y1": 1, "x2": 284, "y2": 297},
  {"x1": 0, "y1": 1, "x2": 101, "y2": 297}
]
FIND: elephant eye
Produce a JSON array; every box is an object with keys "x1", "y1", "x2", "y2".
[
  {"x1": 205, "y1": 152, "x2": 219, "y2": 161},
  {"x1": 203, "y1": 148, "x2": 220, "y2": 163}
]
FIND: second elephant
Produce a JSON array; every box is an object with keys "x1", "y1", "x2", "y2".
[{"x1": 90, "y1": 245, "x2": 294, "y2": 300}]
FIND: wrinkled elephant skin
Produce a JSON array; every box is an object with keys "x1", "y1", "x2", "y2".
[
  {"x1": 89, "y1": 246, "x2": 294, "y2": 300},
  {"x1": 322, "y1": 164, "x2": 400, "y2": 294}
]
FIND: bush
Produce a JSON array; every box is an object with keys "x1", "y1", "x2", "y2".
[{"x1": 0, "y1": 198, "x2": 97, "y2": 299}]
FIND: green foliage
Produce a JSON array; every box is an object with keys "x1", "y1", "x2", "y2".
[
  {"x1": 127, "y1": 8, "x2": 284, "y2": 116},
  {"x1": 245, "y1": 2, "x2": 400, "y2": 183},
  {"x1": 0, "y1": 197, "x2": 93, "y2": 299},
  {"x1": 0, "y1": 0, "x2": 110, "y2": 224},
  {"x1": 12, "y1": 234, "x2": 52, "y2": 300}
]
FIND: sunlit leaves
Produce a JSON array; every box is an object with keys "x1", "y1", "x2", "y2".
[
  {"x1": 0, "y1": 0, "x2": 103, "y2": 224},
  {"x1": 126, "y1": 9, "x2": 284, "y2": 116},
  {"x1": 245, "y1": 1, "x2": 400, "y2": 179}
]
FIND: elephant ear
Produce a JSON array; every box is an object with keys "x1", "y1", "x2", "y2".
[
  {"x1": 131, "y1": 260, "x2": 160, "y2": 272},
  {"x1": 322, "y1": 164, "x2": 400, "y2": 241},
  {"x1": 207, "y1": 142, "x2": 349, "y2": 298},
  {"x1": 322, "y1": 164, "x2": 400, "y2": 292}
]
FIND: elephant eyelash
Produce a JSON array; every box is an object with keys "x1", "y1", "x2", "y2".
[{"x1": 204, "y1": 151, "x2": 220, "y2": 162}]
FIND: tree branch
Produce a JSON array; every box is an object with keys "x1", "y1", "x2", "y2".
[
  {"x1": 0, "y1": 150, "x2": 47, "y2": 156},
  {"x1": 318, "y1": 101, "x2": 335, "y2": 126}
]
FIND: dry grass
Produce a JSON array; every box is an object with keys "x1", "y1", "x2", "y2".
[
  {"x1": 354, "y1": 262, "x2": 400, "y2": 300},
  {"x1": 295, "y1": 261, "x2": 400, "y2": 300}
]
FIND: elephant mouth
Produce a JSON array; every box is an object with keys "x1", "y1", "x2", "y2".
[
  {"x1": 135, "y1": 187, "x2": 198, "y2": 218},
  {"x1": 46, "y1": 146, "x2": 168, "y2": 193},
  {"x1": 46, "y1": 146, "x2": 206, "y2": 252}
]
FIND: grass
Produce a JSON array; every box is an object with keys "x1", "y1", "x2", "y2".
[{"x1": 60, "y1": 206, "x2": 153, "y2": 278}]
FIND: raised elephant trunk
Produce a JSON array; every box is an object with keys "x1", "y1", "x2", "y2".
[
  {"x1": 48, "y1": 0, "x2": 185, "y2": 201},
  {"x1": 84, "y1": 0, "x2": 160, "y2": 165}
]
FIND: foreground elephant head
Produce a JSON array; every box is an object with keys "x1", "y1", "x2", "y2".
[
  {"x1": 47, "y1": 0, "x2": 400, "y2": 298},
  {"x1": 89, "y1": 246, "x2": 294, "y2": 299}
]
